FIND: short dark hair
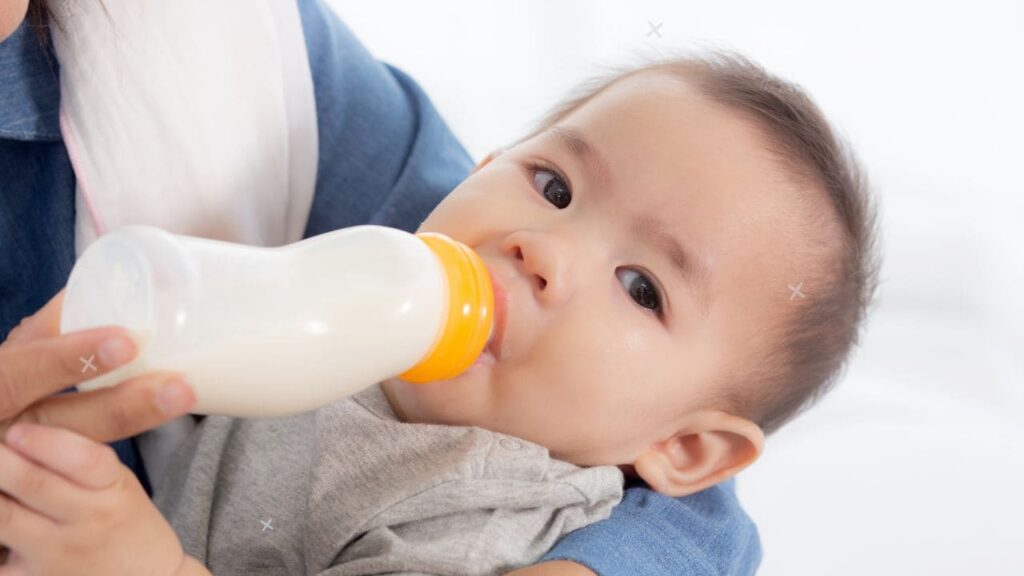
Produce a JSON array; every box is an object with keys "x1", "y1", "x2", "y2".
[{"x1": 513, "y1": 49, "x2": 881, "y2": 435}]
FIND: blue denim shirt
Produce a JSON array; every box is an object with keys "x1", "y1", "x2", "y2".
[{"x1": 0, "y1": 1, "x2": 761, "y2": 573}]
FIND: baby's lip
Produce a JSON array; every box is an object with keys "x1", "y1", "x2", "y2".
[{"x1": 486, "y1": 268, "x2": 508, "y2": 360}]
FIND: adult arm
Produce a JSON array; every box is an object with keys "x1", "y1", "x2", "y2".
[
  {"x1": 296, "y1": 0, "x2": 474, "y2": 238},
  {"x1": 532, "y1": 481, "x2": 763, "y2": 576}
]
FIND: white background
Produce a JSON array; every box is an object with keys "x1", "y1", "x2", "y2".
[{"x1": 328, "y1": 1, "x2": 1024, "y2": 573}]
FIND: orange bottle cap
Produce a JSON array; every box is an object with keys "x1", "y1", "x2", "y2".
[{"x1": 400, "y1": 233, "x2": 494, "y2": 383}]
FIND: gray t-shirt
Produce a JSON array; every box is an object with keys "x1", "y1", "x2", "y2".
[{"x1": 146, "y1": 384, "x2": 624, "y2": 575}]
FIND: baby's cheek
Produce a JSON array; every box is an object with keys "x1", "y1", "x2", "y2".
[
  {"x1": 573, "y1": 331, "x2": 648, "y2": 391},
  {"x1": 621, "y1": 327, "x2": 648, "y2": 352}
]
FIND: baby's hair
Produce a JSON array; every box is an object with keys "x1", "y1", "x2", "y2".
[{"x1": 512, "y1": 48, "x2": 881, "y2": 435}]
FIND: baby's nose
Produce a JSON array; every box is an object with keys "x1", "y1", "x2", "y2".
[{"x1": 502, "y1": 231, "x2": 575, "y2": 307}]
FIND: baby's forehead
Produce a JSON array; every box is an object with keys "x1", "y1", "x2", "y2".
[
  {"x1": 564, "y1": 75, "x2": 776, "y2": 181},
  {"x1": 554, "y1": 77, "x2": 790, "y2": 216}
]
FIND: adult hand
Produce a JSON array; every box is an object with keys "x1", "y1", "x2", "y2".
[
  {"x1": 0, "y1": 423, "x2": 195, "y2": 575},
  {"x1": 0, "y1": 289, "x2": 195, "y2": 442}
]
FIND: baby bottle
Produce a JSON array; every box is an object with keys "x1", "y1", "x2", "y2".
[{"x1": 59, "y1": 224, "x2": 494, "y2": 417}]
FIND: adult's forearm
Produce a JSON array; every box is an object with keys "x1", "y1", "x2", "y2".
[{"x1": 506, "y1": 560, "x2": 598, "y2": 576}]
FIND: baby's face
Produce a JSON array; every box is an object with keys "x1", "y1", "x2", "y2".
[{"x1": 383, "y1": 73, "x2": 822, "y2": 467}]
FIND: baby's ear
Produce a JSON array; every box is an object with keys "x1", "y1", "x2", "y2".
[
  {"x1": 632, "y1": 411, "x2": 764, "y2": 497},
  {"x1": 470, "y1": 148, "x2": 505, "y2": 175}
]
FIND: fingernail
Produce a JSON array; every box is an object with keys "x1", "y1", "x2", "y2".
[
  {"x1": 98, "y1": 335, "x2": 135, "y2": 366},
  {"x1": 6, "y1": 423, "x2": 28, "y2": 449},
  {"x1": 156, "y1": 379, "x2": 194, "y2": 416}
]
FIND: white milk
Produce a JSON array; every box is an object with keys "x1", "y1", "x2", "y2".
[{"x1": 61, "y1": 225, "x2": 454, "y2": 417}]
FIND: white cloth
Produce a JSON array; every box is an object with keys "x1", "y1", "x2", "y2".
[
  {"x1": 49, "y1": 0, "x2": 319, "y2": 256},
  {"x1": 49, "y1": 0, "x2": 320, "y2": 478}
]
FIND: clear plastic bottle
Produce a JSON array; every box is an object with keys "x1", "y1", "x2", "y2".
[{"x1": 59, "y1": 224, "x2": 494, "y2": 417}]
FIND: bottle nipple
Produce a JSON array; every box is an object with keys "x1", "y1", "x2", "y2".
[{"x1": 399, "y1": 233, "x2": 494, "y2": 382}]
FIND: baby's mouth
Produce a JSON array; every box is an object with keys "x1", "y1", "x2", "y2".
[{"x1": 485, "y1": 269, "x2": 508, "y2": 360}]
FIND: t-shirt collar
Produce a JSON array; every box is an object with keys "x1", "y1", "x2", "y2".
[
  {"x1": 0, "y1": 19, "x2": 62, "y2": 142},
  {"x1": 352, "y1": 383, "x2": 402, "y2": 422}
]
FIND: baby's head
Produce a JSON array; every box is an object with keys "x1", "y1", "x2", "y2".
[{"x1": 382, "y1": 50, "x2": 880, "y2": 496}]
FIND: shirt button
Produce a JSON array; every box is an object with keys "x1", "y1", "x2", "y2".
[{"x1": 499, "y1": 438, "x2": 523, "y2": 451}]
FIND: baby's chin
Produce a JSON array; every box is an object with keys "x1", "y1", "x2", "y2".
[{"x1": 381, "y1": 352, "x2": 498, "y2": 426}]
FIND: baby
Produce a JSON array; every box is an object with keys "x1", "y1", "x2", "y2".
[{"x1": 0, "y1": 50, "x2": 879, "y2": 575}]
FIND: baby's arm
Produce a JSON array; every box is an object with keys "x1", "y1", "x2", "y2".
[{"x1": 0, "y1": 422, "x2": 211, "y2": 576}]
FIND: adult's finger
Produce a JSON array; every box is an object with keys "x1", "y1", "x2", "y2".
[
  {"x1": 5, "y1": 423, "x2": 124, "y2": 491},
  {"x1": 0, "y1": 442, "x2": 84, "y2": 523},
  {"x1": 1, "y1": 289, "x2": 65, "y2": 347},
  {"x1": 2, "y1": 372, "x2": 195, "y2": 444},
  {"x1": 0, "y1": 488, "x2": 54, "y2": 556},
  {"x1": 0, "y1": 327, "x2": 139, "y2": 422}
]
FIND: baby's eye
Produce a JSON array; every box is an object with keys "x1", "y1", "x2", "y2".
[
  {"x1": 616, "y1": 268, "x2": 663, "y2": 316},
  {"x1": 531, "y1": 165, "x2": 572, "y2": 209}
]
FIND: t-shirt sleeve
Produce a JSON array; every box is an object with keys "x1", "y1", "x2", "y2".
[
  {"x1": 296, "y1": 0, "x2": 475, "y2": 238},
  {"x1": 540, "y1": 479, "x2": 763, "y2": 576}
]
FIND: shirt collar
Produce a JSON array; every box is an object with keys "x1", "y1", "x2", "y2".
[
  {"x1": 0, "y1": 18, "x2": 62, "y2": 142},
  {"x1": 353, "y1": 383, "x2": 401, "y2": 422}
]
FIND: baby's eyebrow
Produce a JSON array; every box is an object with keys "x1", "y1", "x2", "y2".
[
  {"x1": 549, "y1": 126, "x2": 614, "y2": 186},
  {"x1": 632, "y1": 214, "x2": 713, "y2": 318}
]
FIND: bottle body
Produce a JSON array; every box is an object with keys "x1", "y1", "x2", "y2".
[{"x1": 60, "y1": 225, "x2": 453, "y2": 417}]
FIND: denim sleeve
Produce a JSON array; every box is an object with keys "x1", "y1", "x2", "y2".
[
  {"x1": 541, "y1": 479, "x2": 763, "y2": 576},
  {"x1": 296, "y1": 0, "x2": 474, "y2": 237}
]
